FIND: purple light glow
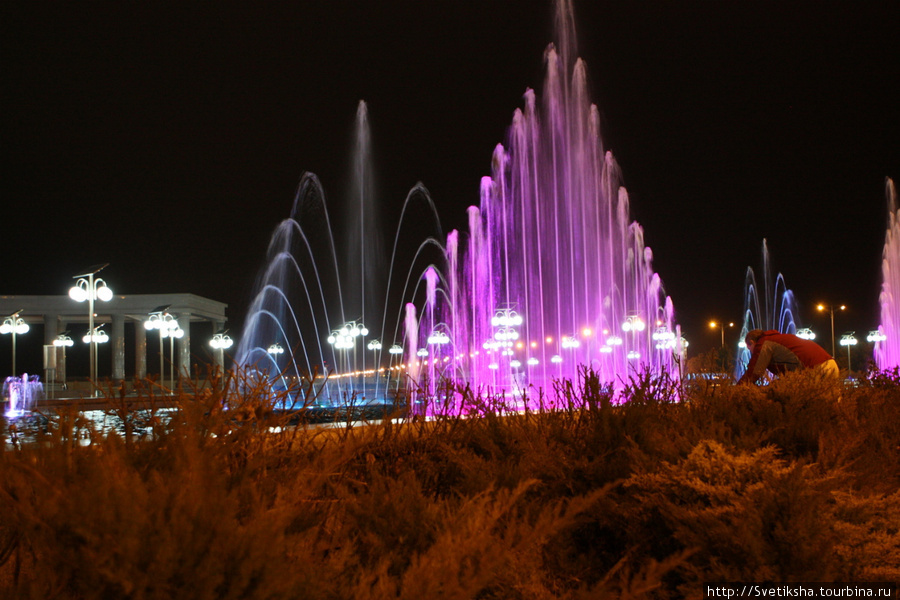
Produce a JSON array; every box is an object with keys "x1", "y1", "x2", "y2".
[{"x1": 877, "y1": 178, "x2": 899, "y2": 369}]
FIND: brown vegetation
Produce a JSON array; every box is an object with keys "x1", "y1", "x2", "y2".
[{"x1": 2, "y1": 367, "x2": 898, "y2": 599}]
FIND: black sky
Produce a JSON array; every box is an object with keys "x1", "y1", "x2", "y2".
[{"x1": 3, "y1": 0, "x2": 898, "y2": 357}]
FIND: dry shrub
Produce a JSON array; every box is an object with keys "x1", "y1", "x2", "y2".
[{"x1": 1, "y1": 365, "x2": 897, "y2": 598}]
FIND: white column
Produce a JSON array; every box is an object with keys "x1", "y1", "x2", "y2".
[
  {"x1": 112, "y1": 313, "x2": 126, "y2": 384},
  {"x1": 135, "y1": 320, "x2": 146, "y2": 380},
  {"x1": 177, "y1": 313, "x2": 191, "y2": 383}
]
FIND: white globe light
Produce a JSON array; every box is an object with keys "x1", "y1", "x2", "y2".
[
  {"x1": 360, "y1": 327, "x2": 369, "y2": 336},
  {"x1": 16, "y1": 322, "x2": 29, "y2": 334},
  {"x1": 144, "y1": 320, "x2": 155, "y2": 330},
  {"x1": 96, "y1": 284, "x2": 113, "y2": 302},
  {"x1": 69, "y1": 286, "x2": 87, "y2": 302},
  {"x1": 0, "y1": 323, "x2": 10, "y2": 334}
]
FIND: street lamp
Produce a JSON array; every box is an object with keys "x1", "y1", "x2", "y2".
[
  {"x1": 622, "y1": 316, "x2": 646, "y2": 333},
  {"x1": 69, "y1": 264, "x2": 113, "y2": 395},
  {"x1": 709, "y1": 321, "x2": 734, "y2": 347},
  {"x1": 163, "y1": 324, "x2": 184, "y2": 389},
  {"x1": 1, "y1": 310, "x2": 29, "y2": 377},
  {"x1": 817, "y1": 303, "x2": 846, "y2": 358},
  {"x1": 144, "y1": 306, "x2": 178, "y2": 390},
  {"x1": 51, "y1": 332, "x2": 74, "y2": 397},
  {"x1": 839, "y1": 332, "x2": 858, "y2": 372},
  {"x1": 209, "y1": 331, "x2": 233, "y2": 350},
  {"x1": 867, "y1": 330, "x2": 887, "y2": 343},
  {"x1": 267, "y1": 343, "x2": 284, "y2": 355},
  {"x1": 82, "y1": 326, "x2": 109, "y2": 344},
  {"x1": 652, "y1": 325, "x2": 676, "y2": 349},
  {"x1": 561, "y1": 335, "x2": 581, "y2": 349},
  {"x1": 326, "y1": 320, "x2": 367, "y2": 374},
  {"x1": 796, "y1": 328, "x2": 816, "y2": 340},
  {"x1": 53, "y1": 333, "x2": 74, "y2": 348}
]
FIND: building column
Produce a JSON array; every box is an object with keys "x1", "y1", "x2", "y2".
[
  {"x1": 111, "y1": 313, "x2": 125, "y2": 384},
  {"x1": 135, "y1": 320, "x2": 146, "y2": 381},
  {"x1": 43, "y1": 313, "x2": 60, "y2": 346},
  {"x1": 177, "y1": 313, "x2": 191, "y2": 384},
  {"x1": 58, "y1": 320, "x2": 68, "y2": 384}
]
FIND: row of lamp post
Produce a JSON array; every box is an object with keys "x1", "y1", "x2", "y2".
[{"x1": 2, "y1": 265, "x2": 239, "y2": 397}]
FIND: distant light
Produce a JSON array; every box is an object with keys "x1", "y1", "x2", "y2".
[
  {"x1": 839, "y1": 333, "x2": 858, "y2": 347},
  {"x1": 867, "y1": 330, "x2": 887, "y2": 343}
]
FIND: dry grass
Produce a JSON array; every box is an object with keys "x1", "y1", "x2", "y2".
[{"x1": 1, "y1": 366, "x2": 898, "y2": 598}]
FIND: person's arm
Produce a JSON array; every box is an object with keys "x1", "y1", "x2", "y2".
[
  {"x1": 738, "y1": 345, "x2": 763, "y2": 384},
  {"x1": 738, "y1": 341, "x2": 774, "y2": 384},
  {"x1": 752, "y1": 342, "x2": 776, "y2": 378}
]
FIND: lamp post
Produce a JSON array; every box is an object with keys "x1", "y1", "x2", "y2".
[
  {"x1": 709, "y1": 320, "x2": 734, "y2": 347},
  {"x1": 1, "y1": 310, "x2": 29, "y2": 378},
  {"x1": 164, "y1": 324, "x2": 184, "y2": 389},
  {"x1": 621, "y1": 315, "x2": 646, "y2": 362},
  {"x1": 82, "y1": 326, "x2": 109, "y2": 345},
  {"x1": 817, "y1": 303, "x2": 846, "y2": 358},
  {"x1": 69, "y1": 265, "x2": 113, "y2": 395},
  {"x1": 144, "y1": 305, "x2": 177, "y2": 391},
  {"x1": 839, "y1": 332, "x2": 858, "y2": 372},
  {"x1": 52, "y1": 333, "x2": 74, "y2": 396},
  {"x1": 209, "y1": 330, "x2": 233, "y2": 370},
  {"x1": 388, "y1": 343, "x2": 403, "y2": 393}
]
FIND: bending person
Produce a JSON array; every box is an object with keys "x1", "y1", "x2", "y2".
[{"x1": 737, "y1": 329, "x2": 839, "y2": 385}]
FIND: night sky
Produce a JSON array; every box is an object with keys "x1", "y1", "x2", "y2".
[{"x1": 3, "y1": 0, "x2": 897, "y2": 367}]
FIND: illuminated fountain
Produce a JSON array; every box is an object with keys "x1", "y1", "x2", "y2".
[
  {"x1": 735, "y1": 239, "x2": 800, "y2": 377},
  {"x1": 237, "y1": 0, "x2": 680, "y2": 406},
  {"x1": 876, "y1": 178, "x2": 899, "y2": 369},
  {"x1": 429, "y1": 0, "x2": 677, "y2": 399},
  {"x1": 3, "y1": 374, "x2": 43, "y2": 418},
  {"x1": 235, "y1": 101, "x2": 446, "y2": 404}
]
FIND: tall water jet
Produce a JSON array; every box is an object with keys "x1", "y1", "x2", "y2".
[
  {"x1": 735, "y1": 239, "x2": 800, "y2": 377},
  {"x1": 435, "y1": 0, "x2": 679, "y2": 395},
  {"x1": 346, "y1": 101, "x2": 384, "y2": 362},
  {"x1": 235, "y1": 101, "x2": 393, "y2": 404},
  {"x1": 876, "y1": 178, "x2": 899, "y2": 369}
]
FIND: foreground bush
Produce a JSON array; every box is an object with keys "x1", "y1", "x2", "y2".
[{"x1": 1, "y1": 368, "x2": 898, "y2": 598}]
